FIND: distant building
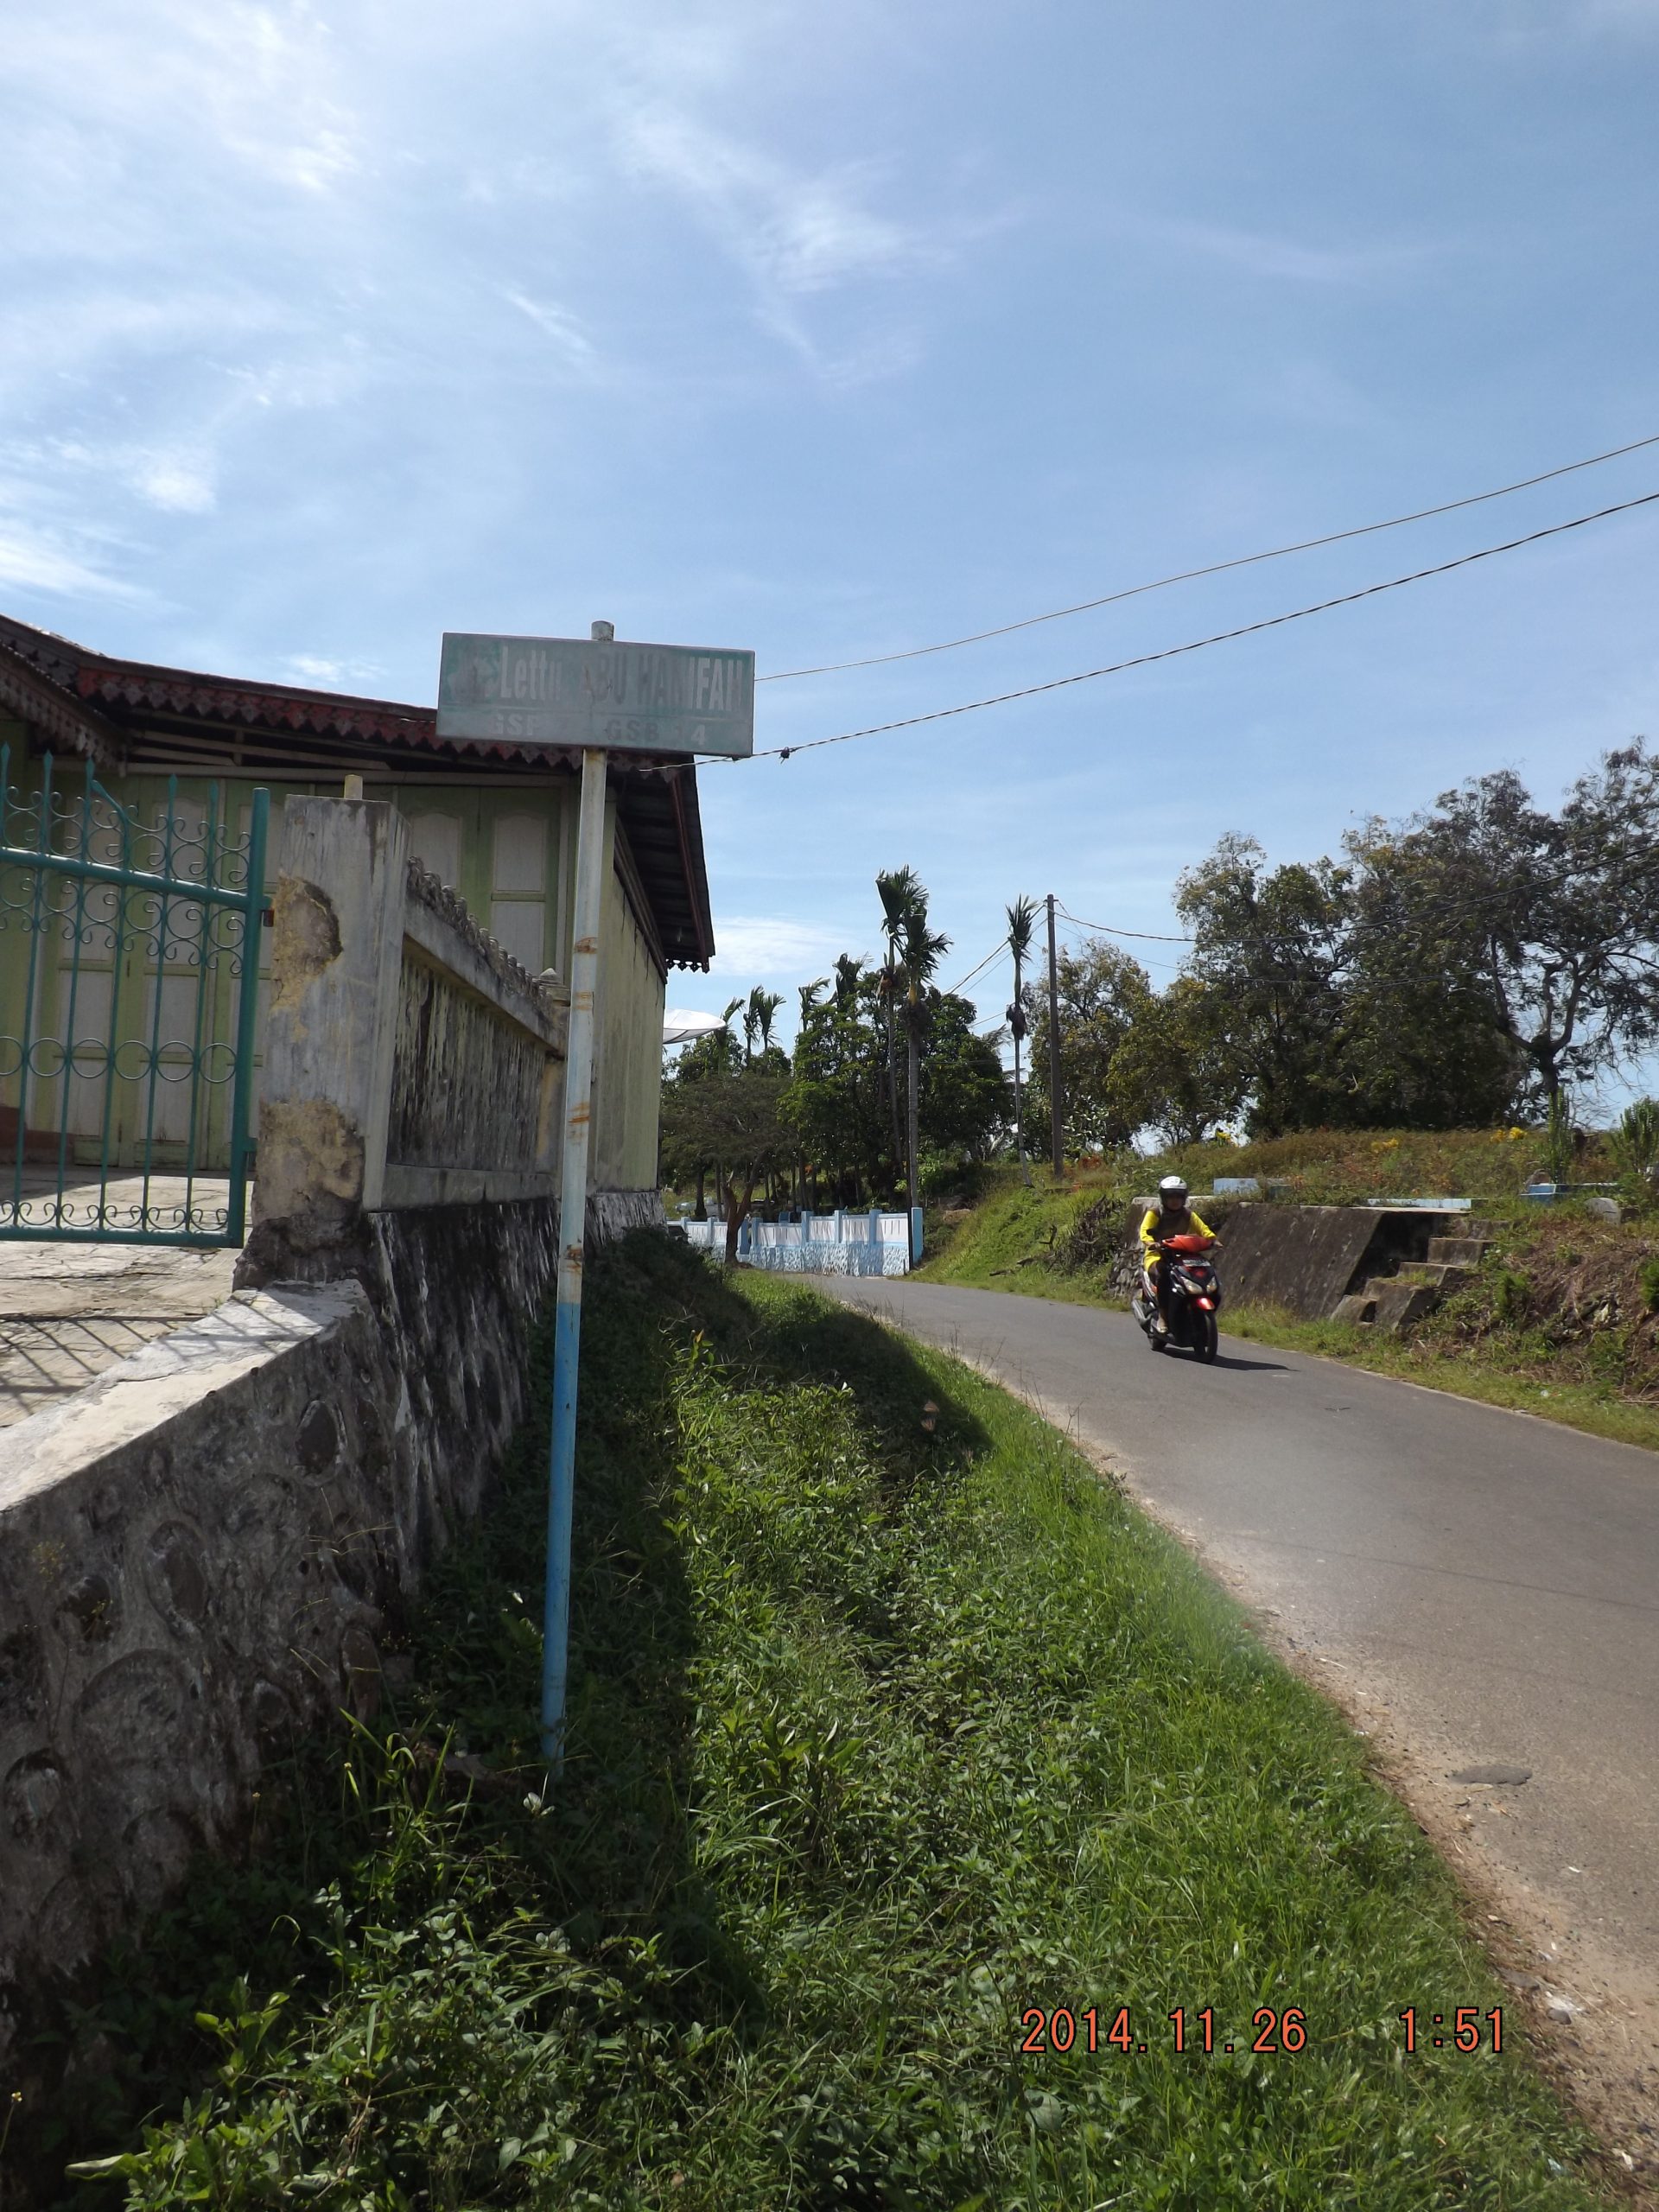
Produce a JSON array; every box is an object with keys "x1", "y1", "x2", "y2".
[{"x1": 0, "y1": 611, "x2": 713, "y2": 1189}]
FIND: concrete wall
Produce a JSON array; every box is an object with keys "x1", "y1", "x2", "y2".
[
  {"x1": 251, "y1": 798, "x2": 570, "y2": 1258},
  {"x1": 1110, "y1": 1202, "x2": 1465, "y2": 1318},
  {"x1": 0, "y1": 1194, "x2": 565, "y2": 2146}
]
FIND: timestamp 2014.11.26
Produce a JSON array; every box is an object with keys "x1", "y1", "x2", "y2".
[{"x1": 1019, "y1": 2005, "x2": 1504, "y2": 2056}]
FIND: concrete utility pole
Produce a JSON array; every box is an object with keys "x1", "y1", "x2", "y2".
[{"x1": 1046, "y1": 893, "x2": 1064, "y2": 1178}]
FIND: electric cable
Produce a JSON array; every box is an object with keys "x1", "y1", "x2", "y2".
[
  {"x1": 944, "y1": 940, "x2": 1011, "y2": 996},
  {"x1": 1056, "y1": 906, "x2": 1194, "y2": 943},
  {"x1": 1050, "y1": 833, "x2": 1659, "y2": 995},
  {"x1": 756, "y1": 432, "x2": 1659, "y2": 683},
  {"x1": 718, "y1": 486, "x2": 1659, "y2": 765}
]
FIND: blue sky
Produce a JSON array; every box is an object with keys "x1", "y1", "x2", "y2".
[{"x1": 4, "y1": 0, "x2": 1659, "y2": 1079}]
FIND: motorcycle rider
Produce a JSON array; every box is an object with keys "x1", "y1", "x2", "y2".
[{"x1": 1138, "y1": 1174, "x2": 1217, "y2": 1337}]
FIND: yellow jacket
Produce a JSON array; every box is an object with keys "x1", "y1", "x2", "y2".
[{"x1": 1140, "y1": 1205, "x2": 1215, "y2": 1250}]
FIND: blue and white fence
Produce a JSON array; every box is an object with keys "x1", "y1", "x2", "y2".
[{"x1": 675, "y1": 1208, "x2": 920, "y2": 1276}]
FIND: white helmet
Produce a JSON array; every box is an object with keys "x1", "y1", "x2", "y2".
[{"x1": 1157, "y1": 1174, "x2": 1188, "y2": 1209}]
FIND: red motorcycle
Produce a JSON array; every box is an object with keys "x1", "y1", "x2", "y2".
[{"x1": 1130, "y1": 1231, "x2": 1222, "y2": 1363}]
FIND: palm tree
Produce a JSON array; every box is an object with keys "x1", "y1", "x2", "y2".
[
  {"x1": 876, "y1": 867, "x2": 922, "y2": 1189},
  {"x1": 1006, "y1": 895, "x2": 1038, "y2": 1185},
  {"x1": 710, "y1": 997, "x2": 743, "y2": 1212},
  {"x1": 899, "y1": 894, "x2": 950, "y2": 1255},
  {"x1": 833, "y1": 953, "x2": 862, "y2": 1003},
  {"x1": 798, "y1": 976, "x2": 828, "y2": 1028},
  {"x1": 747, "y1": 987, "x2": 785, "y2": 1058}
]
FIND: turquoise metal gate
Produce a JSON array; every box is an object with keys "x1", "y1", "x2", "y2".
[{"x1": 0, "y1": 750, "x2": 270, "y2": 1245}]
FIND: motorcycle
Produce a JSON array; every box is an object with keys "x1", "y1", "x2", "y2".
[{"x1": 1130, "y1": 1232, "x2": 1222, "y2": 1363}]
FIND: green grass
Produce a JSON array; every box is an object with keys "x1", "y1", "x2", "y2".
[
  {"x1": 42, "y1": 1234, "x2": 1612, "y2": 2209},
  {"x1": 920, "y1": 1169, "x2": 1102, "y2": 1289}
]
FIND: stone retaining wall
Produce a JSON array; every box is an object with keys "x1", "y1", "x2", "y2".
[{"x1": 0, "y1": 1193, "x2": 582, "y2": 2171}]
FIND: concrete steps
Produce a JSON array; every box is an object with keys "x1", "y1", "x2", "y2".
[
  {"x1": 1427, "y1": 1232, "x2": 1496, "y2": 1265},
  {"x1": 1333, "y1": 1224, "x2": 1496, "y2": 1332}
]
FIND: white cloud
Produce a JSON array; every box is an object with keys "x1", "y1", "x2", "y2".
[
  {"x1": 1147, "y1": 217, "x2": 1433, "y2": 285},
  {"x1": 0, "y1": 515, "x2": 147, "y2": 602},
  {"x1": 130, "y1": 450, "x2": 218, "y2": 514},
  {"x1": 709, "y1": 913, "x2": 853, "y2": 978},
  {"x1": 283, "y1": 652, "x2": 386, "y2": 689},
  {"x1": 622, "y1": 105, "x2": 927, "y2": 296},
  {"x1": 618, "y1": 99, "x2": 951, "y2": 379},
  {"x1": 502, "y1": 291, "x2": 601, "y2": 372},
  {"x1": 4, "y1": 1, "x2": 359, "y2": 200}
]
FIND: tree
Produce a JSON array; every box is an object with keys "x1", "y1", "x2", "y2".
[
  {"x1": 918, "y1": 991, "x2": 1008, "y2": 1157},
  {"x1": 1336, "y1": 823, "x2": 1521, "y2": 1128},
  {"x1": 665, "y1": 997, "x2": 743, "y2": 1216},
  {"x1": 742, "y1": 986, "x2": 785, "y2": 1062},
  {"x1": 1027, "y1": 938, "x2": 1156, "y2": 1151},
  {"x1": 875, "y1": 868, "x2": 921, "y2": 1173},
  {"x1": 659, "y1": 1063, "x2": 791, "y2": 1263},
  {"x1": 1357, "y1": 745, "x2": 1659, "y2": 1106},
  {"x1": 1005, "y1": 895, "x2": 1038, "y2": 1182},
  {"x1": 1175, "y1": 836, "x2": 1354, "y2": 1136},
  {"x1": 1108, "y1": 976, "x2": 1245, "y2": 1146},
  {"x1": 899, "y1": 894, "x2": 950, "y2": 1229},
  {"x1": 785, "y1": 960, "x2": 892, "y2": 1205}
]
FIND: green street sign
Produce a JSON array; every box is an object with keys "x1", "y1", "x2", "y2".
[{"x1": 436, "y1": 632, "x2": 755, "y2": 757}]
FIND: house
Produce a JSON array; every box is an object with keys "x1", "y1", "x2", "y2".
[{"x1": 0, "y1": 611, "x2": 713, "y2": 1193}]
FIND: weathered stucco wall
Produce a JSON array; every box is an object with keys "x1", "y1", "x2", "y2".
[
  {"x1": 591, "y1": 816, "x2": 667, "y2": 1192},
  {"x1": 0, "y1": 1195, "x2": 567, "y2": 2162},
  {"x1": 387, "y1": 862, "x2": 567, "y2": 1186},
  {"x1": 253, "y1": 800, "x2": 571, "y2": 1248}
]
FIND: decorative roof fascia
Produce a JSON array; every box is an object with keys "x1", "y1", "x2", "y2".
[{"x1": 0, "y1": 640, "x2": 126, "y2": 771}]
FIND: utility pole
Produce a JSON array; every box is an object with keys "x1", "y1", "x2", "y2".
[{"x1": 1046, "y1": 893, "x2": 1064, "y2": 1179}]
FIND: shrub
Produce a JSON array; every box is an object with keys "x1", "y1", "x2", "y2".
[
  {"x1": 1541, "y1": 1093, "x2": 1576, "y2": 1186},
  {"x1": 1492, "y1": 1268, "x2": 1532, "y2": 1325},
  {"x1": 1639, "y1": 1255, "x2": 1659, "y2": 1314},
  {"x1": 1611, "y1": 1098, "x2": 1659, "y2": 1183}
]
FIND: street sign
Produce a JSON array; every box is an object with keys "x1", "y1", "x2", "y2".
[{"x1": 436, "y1": 632, "x2": 755, "y2": 757}]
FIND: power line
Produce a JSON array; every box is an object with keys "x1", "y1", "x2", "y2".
[
  {"x1": 1057, "y1": 905, "x2": 1194, "y2": 943},
  {"x1": 944, "y1": 940, "x2": 1010, "y2": 996},
  {"x1": 721, "y1": 486, "x2": 1659, "y2": 766},
  {"x1": 1052, "y1": 832, "x2": 1659, "y2": 991},
  {"x1": 756, "y1": 431, "x2": 1659, "y2": 683}
]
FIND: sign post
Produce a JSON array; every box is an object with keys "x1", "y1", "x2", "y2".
[
  {"x1": 436, "y1": 621, "x2": 753, "y2": 1772},
  {"x1": 540, "y1": 739, "x2": 607, "y2": 1763}
]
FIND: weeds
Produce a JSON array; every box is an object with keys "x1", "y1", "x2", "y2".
[{"x1": 43, "y1": 1236, "x2": 1610, "y2": 2210}]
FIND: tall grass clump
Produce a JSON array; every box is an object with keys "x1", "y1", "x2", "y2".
[
  {"x1": 1611, "y1": 1096, "x2": 1659, "y2": 1198},
  {"x1": 50, "y1": 1235, "x2": 1610, "y2": 2211}
]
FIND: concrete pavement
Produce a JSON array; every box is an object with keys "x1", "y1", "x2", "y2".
[
  {"x1": 0, "y1": 1179, "x2": 237, "y2": 1425},
  {"x1": 820, "y1": 1276, "x2": 1659, "y2": 2152}
]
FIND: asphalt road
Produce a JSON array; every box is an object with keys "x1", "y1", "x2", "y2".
[{"x1": 820, "y1": 1277, "x2": 1659, "y2": 2044}]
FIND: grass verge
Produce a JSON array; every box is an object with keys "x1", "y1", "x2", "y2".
[{"x1": 39, "y1": 1234, "x2": 1614, "y2": 2209}]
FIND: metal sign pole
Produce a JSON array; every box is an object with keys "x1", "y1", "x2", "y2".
[
  {"x1": 432, "y1": 616, "x2": 753, "y2": 1770},
  {"x1": 540, "y1": 728, "x2": 609, "y2": 1767}
]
